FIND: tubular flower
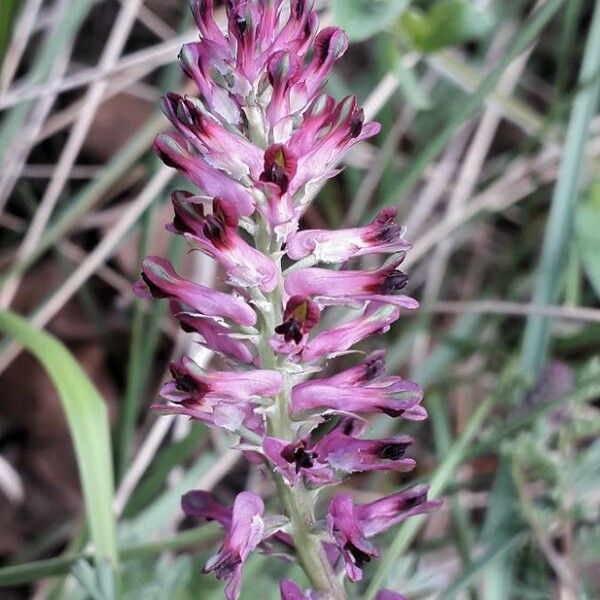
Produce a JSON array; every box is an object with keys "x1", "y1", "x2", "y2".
[
  {"x1": 204, "y1": 492, "x2": 267, "y2": 600},
  {"x1": 328, "y1": 487, "x2": 441, "y2": 582},
  {"x1": 137, "y1": 2, "x2": 440, "y2": 599},
  {"x1": 286, "y1": 207, "x2": 410, "y2": 263}
]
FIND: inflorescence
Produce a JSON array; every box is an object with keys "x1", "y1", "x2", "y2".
[{"x1": 135, "y1": 2, "x2": 441, "y2": 598}]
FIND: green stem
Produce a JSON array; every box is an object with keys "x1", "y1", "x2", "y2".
[
  {"x1": 275, "y1": 475, "x2": 347, "y2": 599},
  {"x1": 254, "y1": 230, "x2": 347, "y2": 600}
]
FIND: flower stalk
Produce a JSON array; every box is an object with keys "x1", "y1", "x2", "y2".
[{"x1": 135, "y1": 2, "x2": 440, "y2": 598}]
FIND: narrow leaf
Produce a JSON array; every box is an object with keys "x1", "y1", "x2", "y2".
[{"x1": 0, "y1": 311, "x2": 118, "y2": 566}]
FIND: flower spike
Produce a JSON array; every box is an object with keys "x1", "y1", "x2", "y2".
[{"x1": 136, "y1": 2, "x2": 440, "y2": 599}]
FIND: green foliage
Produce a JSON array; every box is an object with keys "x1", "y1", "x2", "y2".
[
  {"x1": 0, "y1": 311, "x2": 118, "y2": 567},
  {"x1": 331, "y1": 0, "x2": 410, "y2": 42},
  {"x1": 122, "y1": 556, "x2": 194, "y2": 600},
  {"x1": 575, "y1": 180, "x2": 600, "y2": 298},
  {"x1": 72, "y1": 559, "x2": 116, "y2": 600},
  {"x1": 0, "y1": 0, "x2": 17, "y2": 60},
  {"x1": 400, "y1": 0, "x2": 493, "y2": 52},
  {"x1": 394, "y1": 54, "x2": 432, "y2": 109}
]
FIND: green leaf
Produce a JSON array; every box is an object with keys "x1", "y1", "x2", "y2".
[
  {"x1": 575, "y1": 183, "x2": 600, "y2": 298},
  {"x1": 0, "y1": 526, "x2": 218, "y2": 587},
  {"x1": 72, "y1": 559, "x2": 116, "y2": 600},
  {"x1": 441, "y1": 533, "x2": 525, "y2": 598},
  {"x1": 395, "y1": 54, "x2": 432, "y2": 110},
  {"x1": 401, "y1": 0, "x2": 494, "y2": 52},
  {"x1": 520, "y1": 0, "x2": 600, "y2": 377},
  {"x1": 332, "y1": 0, "x2": 410, "y2": 42},
  {"x1": 0, "y1": 311, "x2": 118, "y2": 566}
]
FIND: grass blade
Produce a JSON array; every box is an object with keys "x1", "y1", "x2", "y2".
[
  {"x1": 0, "y1": 525, "x2": 218, "y2": 587},
  {"x1": 520, "y1": 0, "x2": 600, "y2": 379},
  {"x1": 0, "y1": 0, "x2": 17, "y2": 60},
  {"x1": 0, "y1": 310, "x2": 118, "y2": 567}
]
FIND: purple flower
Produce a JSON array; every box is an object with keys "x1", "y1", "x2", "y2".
[
  {"x1": 285, "y1": 259, "x2": 418, "y2": 310},
  {"x1": 204, "y1": 491, "x2": 266, "y2": 600},
  {"x1": 286, "y1": 207, "x2": 409, "y2": 263},
  {"x1": 162, "y1": 93, "x2": 264, "y2": 181},
  {"x1": 178, "y1": 41, "x2": 240, "y2": 123},
  {"x1": 170, "y1": 301, "x2": 254, "y2": 364},
  {"x1": 182, "y1": 489, "x2": 232, "y2": 528},
  {"x1": 154, "y1": 133, "x2": 255, "y2": 216},
  {"x1": 168, "y1": 192, "x2": 278, "y2": 292},
  {"x1": 291, "y1": 95, "x2": 380, "y2": 195},
  {"x1": 274, "y1": 296, "x2": 321, "y2": 345},
  {"x1": 315, "y1": 418, "x2": 415, "y2": 474},
  {"x1": 376, "y1": 592, "x2": 409, "y2": 600},
  {"x1": 259, "y1": 143, "x2": 301, "y2": 229},
  {"x1": 292, "y1": 353, "x2": 426, "y2": 420},
  {"x1": 354, "y1": 484, "x2": 443, "y2": 538},
  {"x1": 137, "y1": 1, "x2": 440, "y2": 598},
  {"x1": 134, "y1": 255, "x2": 256, "y2": 326},
  {"x1": 328, "y1": 493, "x2": 379, "y2": 581},
  {"x1": 162, "y1": 356, "x2": 282, "y2": 401},
  {"x1": 262, "y1": 436, "x2": 334, "y2": 487},
  {"x1": 300, "y1": 302, "x2": 400, "y2": 362},
  {"x1": 328, "y1": 486, "x2": 441, "y2": 581},
  {"x1": 279, "y1": 579, "x2": 323, "y2": 600},
  {"x1": 154, "y1": 356, "x2": 282, "y2": 431}
]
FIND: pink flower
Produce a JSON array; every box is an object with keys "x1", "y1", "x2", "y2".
[
  {"x1": 279, "y1": 579, "x2": 322, "y2": 600},
  {"x1": 290, "y1": 95, "x2": 380, "y2": 193},
  {"x1": 327, "y1": 493, "x2": 379, "y2": 582},
  {"x1": 137, "y1": 1, "x2": 440, "y2": 598},
  {"x1": 135, "y1": 255, "x2": 257, "y2": 326},
  {"x1": 274, "y1": 296, "x2": 321, "y2": 345},
  {"x1": 315, "y1": 418, "x2": 415, "y2": 474},
  {"x1": 285, "y1": 259, "x2": 418, "y2": 310},
  {"x1": 178, "y1": 40, "x2": 241, "y2": 123},
  {"x1": 354, "y1": 485, "x2": 443, "y2": 538},
  {"x1": 162, "y1": 356, "x2": 281, "y2": 401},
  {"x1": 204, "y1": 492, "x2": 266, "y2": 600},
  {"x1": 170, "y1": 301, "x2": 254, "y2": 364},
  {"x1": 262, "y1": 436, "x2": 334, "y2": 487},
  {"x1": 169, "y1": 192, "x2": 278, "y2": 292},
  {"x1": 155, "y1": 356, "x2": 281, "y2": 431},
  {"x1": 292, "y1": 353, "x2": 426, "y2": 420},
  {"x1": 162, "y1": 93, "x2": 263, "y2": 180},
  {"x1": 327, "y1": 487, "x2": 441, "y2": 582},
  {"x1": 154, "y1": 133, "x2": 255, "y2": 216},
  {"x1": 301, "y1": 302, "x2": 400, "y2": 362},
  {"x1": 182, "y1": 489, "x2": 232, "y2": 529},
  {"x1": 286, "y1": 207, "x2": 409, "y2": 263},
  {"x1": 259, "y1": 143, "x2": 299, "y2": 228},
  {"x1": 376, "y1": 592, "x2": 409, "y2": 600}
]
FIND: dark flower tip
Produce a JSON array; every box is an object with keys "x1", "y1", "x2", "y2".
[
  {"x1": 379, "y1": 443, "x2": 410, "y2": 460},
  {"x1": 174, "y1": 374, "x2": 199, "y2": 393},
  {"x1": 276, "y1": 296, "x2": 320, "y2": 344},
  {"x1": 361, "y1": 351, "x2": 386, "y2": 382},
  {"x1": 260, "y1": 144, "x2": 297, "y2": 194},
  {"x1": 281, "y1": 443, "x2": 318, "y2": 473},
  {"x1": 349, "y1": 109, "x2": 364, "y2": 138},
  {"x1": 401, "y1": 489, "x2": 429, "y2": 510},
  {"x1": 379, "y1": 270, "x2": 409, "y2": 294},
  {"x1": 345, "y1": 542, "x2": 372, "y2": 568},
  {"x1": 140, "y1": 272, "x2": 169, "y2": 298}
]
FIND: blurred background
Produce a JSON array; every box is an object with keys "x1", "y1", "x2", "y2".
[{"x1": 0, "y1": 0, "x2": 599, "y2": 598}]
